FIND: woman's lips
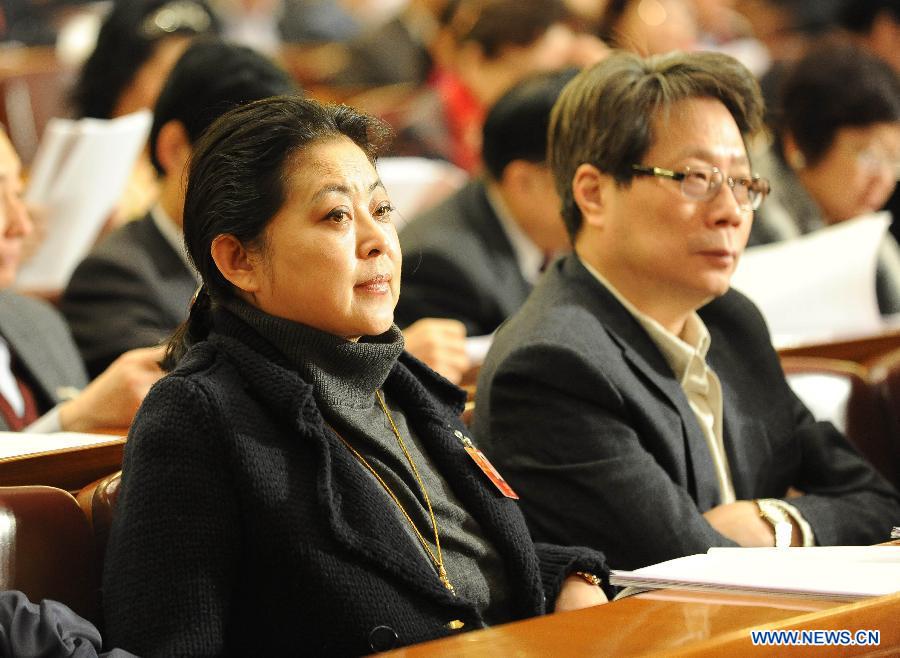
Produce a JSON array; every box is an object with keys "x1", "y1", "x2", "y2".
[{"x1": 356, "y1": 273, "x2": 392, "y2": 294}]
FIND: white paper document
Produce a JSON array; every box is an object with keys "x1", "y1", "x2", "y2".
[
  {"x1": 15, "y1": 110, "x2": 153, "y2": 291},
  {"x1": 465, "y1": 334, "x2": 494, "y2": 366},
  {"x1": 377, "y1": 157, "x2": 467, "y2": 230},
  {"x1": 610, "y1": 546, "x2": 900, "y2": 600},
  {"x1": 0, "y1": 431, "x2": 124, "y2": 460},
  {"x1": 731, "y1": 214, "x2": 890, "y2": 348}
]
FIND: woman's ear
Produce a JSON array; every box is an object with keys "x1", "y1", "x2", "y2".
[
  {"x1": 572, "y1": 163, "x2": 609, "y2": 228},
  {"x1": 210, "y1": 234, "x2": 261, "y2": 293}
]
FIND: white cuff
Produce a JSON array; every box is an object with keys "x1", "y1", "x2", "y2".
[
  {"x1": 769, "y1": 498, "x2": 815, "y2": 547},
  {"x1": 23, "y1": 405, "x2": 63, "y2": 433}
]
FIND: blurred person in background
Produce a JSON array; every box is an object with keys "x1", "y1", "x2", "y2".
[
  {"x1": 397, "y1": 70, "x2": 575, "y2": 337},
  {"x1": 331, "y1": 0, "x2": 455, "y2": 87},
  {"x1": 61, "y1": 39, "x2": 296, "y2": 379},
  {"x1": 732, "y1": 0, "x2": 841, "y2": 123},
  {"x1": 750, "y1": 40, "x2": 900, "y2": 315},
  {"x1": 596, "y1": 0, "x2": 699, "y2": 55},
  {"x1": 393, "y1": 0, "x2": 603, "y2": 171},
  {"x1": 0, "y1": 127, "x2": 163, "y2": 433},
  {"x1": 838, "y1": 0, "x2": 900, "y2": 244},
  {"x1": 70, "y1": 0, "x2": 219, "y2": 223},
  {"x1": 838, "y1": 0, "x2": 900, "y2": 73}
]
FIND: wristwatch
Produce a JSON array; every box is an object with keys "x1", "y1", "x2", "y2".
[{"x1": 756, "y1": 499, "x2": 793, "y2": 548}]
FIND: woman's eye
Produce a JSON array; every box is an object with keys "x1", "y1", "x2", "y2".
[
  {"x1": 326, "y1": 208, "x2": 350, "y2": 223},
  {"x1": 373, "y1": 202, "x2": 395, "y2": 221}
]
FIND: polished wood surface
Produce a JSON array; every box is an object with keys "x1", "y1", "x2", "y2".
[
  {"x1": 778, "y1": 326, "x2": 900, "y2": 366},
  {"x1": 0, "y1": 437, "x2": 125, "y2": 490},
  {"x1": 389, "y1": 589, "x2": 900, "y2": 657}
]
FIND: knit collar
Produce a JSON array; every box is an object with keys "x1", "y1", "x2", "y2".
[{"x1": 222, "y1": 297, "x2": 404, "y2": 409}]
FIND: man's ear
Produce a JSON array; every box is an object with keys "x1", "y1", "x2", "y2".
[
  {"x1": 782, "y1": 132, "x2": 807, "y2": 170},
  {"x1": 210, "y1": 234, "x2": 261, "y2": 294},
  {"x1": 572, "y1": 163, "x2": 609, "y2": 228},
  {"x1": 155, "y1": 120, "x2": 192, "y2": 177},
  {"x1": 500, "y1": 160, "x2": 532, "y2": 195}
]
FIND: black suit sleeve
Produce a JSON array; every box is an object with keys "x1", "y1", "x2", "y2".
[
  {"x1": 396, "y1": 250, "x2": 500, "y2": 336},
  {"x1": 709, "y1": 291, "x2": 900, "y2": 546},
  {"x1": 61, "y1": 255, "x2": 176, "y2": 378},
  {"x1": 780, "y1": 391, "x2": 900, "y2": 546},
  {"x1": 480, "y1": 343, "x2": 739, "y2": 571}
]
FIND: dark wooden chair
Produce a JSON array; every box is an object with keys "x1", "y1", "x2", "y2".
[
  {"x1": 0, "y1": 485, "x2": 100, "y2": 624},
  {"x1": 781, "y1": 356, "x2": 897, "y2": 488},
  {"x1": 866, "y1": 349, "x2": 900, "y2": 490},
  {"x1": 76, "y1": 470, "x2": 122, "y2": 572}
]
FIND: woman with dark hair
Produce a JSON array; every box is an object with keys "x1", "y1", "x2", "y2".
[
  {"x1": 71, "y1": 0, "x2": 218, "y2": 120},
  {"x1": 101, "y1": 96, "x2": 610, "y2": 656},
  {"x1": 750, "y1": 39, "x2": 900, "y2": 314},
  {"x1": 70, "y1": 0, "x2": 219, "y2": 223}
]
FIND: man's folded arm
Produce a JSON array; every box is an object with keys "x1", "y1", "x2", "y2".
[{"x1": 479, "y1": 344, "x2": 739, "y2": 570}]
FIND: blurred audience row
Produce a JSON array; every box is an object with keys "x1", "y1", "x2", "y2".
[{"x1": 0, "y1": 0, "x2": 898, "y2": 408}]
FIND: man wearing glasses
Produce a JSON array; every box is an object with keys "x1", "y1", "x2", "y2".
[{"x1": 474, "y1": 51, "x2": 900, "y2": 570}]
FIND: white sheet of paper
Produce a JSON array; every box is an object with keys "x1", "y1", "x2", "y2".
[
  {"x1": 610, "y1": 546, "x2": 900, "y2": 600},
  {"x1": 15, "y1": 110, "x2": 153, "y2": 291},
  {"x1": 0, "y1": 431, "x2": 124, "y2": 460},
  {"x1": 377, "y1": 156, "x2": 468, "y2": 230},
  {"x1": 465, "y1": 334, "x2": 494, "y2": 366},
  {"x1": 731, "y1": 213, "x2": 890, "y2": 348}
]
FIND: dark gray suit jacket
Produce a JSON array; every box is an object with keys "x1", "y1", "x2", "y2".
[
  {"x1": 61, "y1": 213, "x2": 196, "y2": 378},
  {"x1": 0, "y1": 291, "x2": 87, "y2": 430},
  {"x1": 396, "y1": 180, "x2": 532, "y2": 336},
  {"x1": 474, "y1": 254, "x2": 900, "y2": 570}
]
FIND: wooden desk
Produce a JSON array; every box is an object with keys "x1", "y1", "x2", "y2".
[
  {"x1": 0, "y1": 436, "x2": 125, "y2": 490},
  {"x1": 778, "y1": 327, "x2": 900, "y2": 366},
  {"x1": 389, "y1": 590, "x2": 900, "y2": 656}
]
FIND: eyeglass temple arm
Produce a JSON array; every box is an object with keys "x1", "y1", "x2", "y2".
[{"x1": 630, "y1": 164, "x2": 683, "y2": 179}]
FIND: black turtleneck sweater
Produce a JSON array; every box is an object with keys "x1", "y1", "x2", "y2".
[{"x1": 224, "y1": 298, "x2": 511, "y2": 624}]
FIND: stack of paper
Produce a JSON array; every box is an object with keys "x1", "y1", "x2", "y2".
[
  {"x1": 610, "y1": 546, "x2": 900, "y2": 600},
  {"x1": 0, "y1": 431, "x2": 124, "y2": 460},
  {"x1": 15, "y1": 110, "x2": 153, "y2": 291},
  {"x1": 732, "y1": 214, "x2": 889, "y2": 348}
]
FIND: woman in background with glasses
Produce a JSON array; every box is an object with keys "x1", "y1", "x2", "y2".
[{"x1": 749, "y1": 39, "x2": 900, "y2": 314}]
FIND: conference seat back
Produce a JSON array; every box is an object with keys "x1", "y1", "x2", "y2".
[
  {"x1": 781, "y1": 356, "x2": 896, "y2": 488},
  {"x1": 866, "y1": 349, "x2": 900, "y2": 489},
  {"x1": 75, "y1": 470, "x2": 122, "y2": 571},
  {"x1": 0, "y1": 485, "x2": 100, "y2": 624}
]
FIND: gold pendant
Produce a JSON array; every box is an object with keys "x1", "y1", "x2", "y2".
[{"x1": 439, "y1": 566, "x2": 455, "y2": 595}]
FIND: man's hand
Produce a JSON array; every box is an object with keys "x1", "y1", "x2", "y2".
[
  {"x1": 703, "y1": 500, "x2": 800, "y2": 547},
  {"x1": 554, "y1": 573, "x2": 608, "y2": 612},
  {"x1": 59, "y1": 345, "x2": 165, "y2": 432},
  {"x1": 402, "y1": 318, "x2": 470, "y2": 384}
]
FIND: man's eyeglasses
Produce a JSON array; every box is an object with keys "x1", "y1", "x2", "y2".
[{"x1": 631, "y1": 164, "x2": 771, "y2": 210}]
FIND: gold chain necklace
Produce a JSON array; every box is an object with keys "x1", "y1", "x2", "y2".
[{"x1": 331, "y1": 390, "x2": 455, "y2": 594}]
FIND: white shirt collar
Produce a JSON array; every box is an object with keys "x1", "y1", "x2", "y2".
[
  {"x1": 150, "y1": 204, "x2": 200, "y2": 282},
  {"x1": 0, "y1": 336, "x2": 24, "y2": 417},
  {"x1": 579, "y1": 257, "x2": 712, "y2": 381},
  {"x1": 485, "y1": 183, "x2": 546, "y2": 284}
]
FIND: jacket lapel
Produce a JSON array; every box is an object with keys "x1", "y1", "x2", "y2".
[
  {"x1": 561, "y1": 257, "x2": 722, "y2": 509},
  {"x1": 0, "y1": 295, "x2": 70, "y2": 406}
]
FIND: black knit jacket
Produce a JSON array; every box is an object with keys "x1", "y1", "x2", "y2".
[{"x1": 102, "y1": 309, "x2": 610, "y2": 656}]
